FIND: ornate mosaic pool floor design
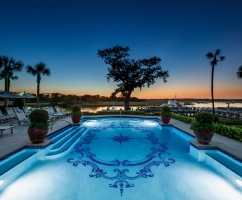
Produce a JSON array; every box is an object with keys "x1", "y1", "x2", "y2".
[{"x1": 67, "y1": 124, "x2": 175, "y2": 196}]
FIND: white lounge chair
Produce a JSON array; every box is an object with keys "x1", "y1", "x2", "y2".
[
  {"x1": 29, "y1": 108, "x2": 36, "y2": 112},
  {"x1": 54, "y1": 106, "x2": 70, "y2": 116},
  {"x1": 13, "y1": 108, "x2": 30, "y2": 125},
  {"x1": 5, "y1": 107, "x2": 17, "y2": 119},
  {"x1": 42, "y1": 107, "x2": 57, "y2": 121},
  {"x1": 44, "y1": 107, "x2": 64, "y2": 118},
  {"x1": 0, "y1": 110, "x2": 10, "y2": 123},
  {"x1": 23, "y1": 106, "x2": 31, "y2": 116}
]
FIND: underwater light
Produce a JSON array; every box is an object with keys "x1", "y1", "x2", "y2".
[
  {"x1": 0, "y1": 180, "x2": 3, "y2": 186},
  {"x1": 236, "y1": 179, "x2": 242, "y2": 186}
]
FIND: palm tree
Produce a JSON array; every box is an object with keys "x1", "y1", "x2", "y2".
[
  {"x1": 206, "y1": 49, "x2": 225, "y2": 117},
  {"x1": 0, "y1": 56, "x2": 24, "y2": 91},
  {"x1": 0, "y1": 71, "x2": 19, "y2": 91},
  {"x1": 236, "y1": 66, "x2": 242, "y2": 79},
  {"x1": 0, "y1": 56, "x2": 24, "y2": 107},
  {"x1": 26, "y1": 62, "x2": 51, "y2": 108}
]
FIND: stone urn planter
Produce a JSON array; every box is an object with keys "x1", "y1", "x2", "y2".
[
  {"x1": 28, "y1": 109, "x2": 49, "y2": 144},
  {"x1": 193, "y1": 130, "x2": 214, "y2": 145},
  {"x1": 161, "y1": 106, "x2": 171, "y2": 124},
  {"x1": 161, "y1": 116, "x2": 171, "y2": 124},
  {"x1": 71, "y1": 115, "x2": 82, "y2": 123},
  {"x1": 71, "y1": 105, "x2": 82, "y2": 124},
  {"x1": 190, "y1": 112, "x2": 215, "y2": 145},
  {"x1": 28, "y1": 128, "x2": 48, "y2": 144}
]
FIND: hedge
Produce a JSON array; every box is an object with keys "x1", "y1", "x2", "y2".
[{"x1": 171, "y1": 113, "x2": 242, "y2": 142}]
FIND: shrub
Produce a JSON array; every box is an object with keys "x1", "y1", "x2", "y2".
[
  {"x1": 29, "y1": 109, "x2": 49, "y2": 122},
  {"x1": 72, "y1": 105, "x2": 81, "y2": 112},
  {"x1": 190, "y1": 112, "x2": 215, "y2": 132},
  {"x1": 194, "y1": 112, "x2": 214, "y2": 124},
  {"x1": 71, "y1": 105, "x2": 82, "y2": 117},
  {"x1": 29, "y1": 109, "x2": 49, "y2": 130},
  {"x1": 161, "y1": 106, "x2": 171, "y2": 116},
  {"x1": 171, "y1": 113, "x2": 194, "y2": 124}
]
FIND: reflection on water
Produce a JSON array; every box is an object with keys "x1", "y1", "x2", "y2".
[
  {"x1": 80, "y1": 102, "x2": 242, "y2": 113},
  {"x1": 81, "y1": 106, "x2": 138, "y2": 113},
  {"x1": 193, "y1": 102, "x2": 242, "y2": 108}
]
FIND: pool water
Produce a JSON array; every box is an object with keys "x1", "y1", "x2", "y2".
[{"x1": 0, "y1": 118, "x2": 242, "y2": 200}]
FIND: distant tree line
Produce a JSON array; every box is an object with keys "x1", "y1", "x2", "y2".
[{"x1": 9, "y1": 93, "x2": 145, "y2": 108}]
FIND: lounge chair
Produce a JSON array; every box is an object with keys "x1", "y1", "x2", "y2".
[
  {"x1": 23, "y1": 106, "x2": 31, "y2": 116},
  {"x1": 42, "y1": 107, "x2": 57, "y2": 121},
  {"x1": 0, "y1": 125, "x2": 14, "y2": 137},
  {"x1": 0, "y1": 110, "x2": 10, "y2": 123},
  {"x1": 29, "y1": 108, "x2": 36, "y2": 112},
  {"x1": 5, "y1": 107, "x2": 17, "y2": 119},
  {"x1": 44, "y1": 107, "x2": 64, "y2": 118},
  {"x1": 54, "y1": 106, "x2": 71, "y2": 116},
  {"x1": 13, "y1": 108, "x2": 30, "y2": 125}
]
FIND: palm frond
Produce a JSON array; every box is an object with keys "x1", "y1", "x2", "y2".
[
  {"x1": 43, "y1": 69, "x2": 51, "y2": 76},
  {"x1": 220, "y1": 56, "x2": 225, "y2": 61},
  {"x1": 206, "y1": 52, "x2": 213, "y2": 59},
  {"x1": 215, "y1": 49, "x2": 221, "y2": 56},
  {"x1": 26, "y1": 65, "x2": 37, "y2": 75},
  {"x1": 35, "y1": 62, "x2": 46, "y2": 71}
]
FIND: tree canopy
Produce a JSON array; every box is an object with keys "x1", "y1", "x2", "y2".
[
  {"x1": 0, "y1": 55, "x2": 24, "y2": 91},
  {"x1": 237, "y1": 66, "x2": 242, "y2": 79},
  {"x1": 97, "y1": 45, "x2": 169, "y2": 110}
]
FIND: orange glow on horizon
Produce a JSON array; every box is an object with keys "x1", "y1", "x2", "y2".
[{"x1": 10, "y1": 86, "x2": 242, "y2": 99}]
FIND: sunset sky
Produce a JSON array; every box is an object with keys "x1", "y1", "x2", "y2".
[{"x1": 0, "y1": 0, "x2": 241, "y2": 99}]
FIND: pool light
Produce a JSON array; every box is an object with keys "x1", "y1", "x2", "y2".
[
  {"x1": 0, "y1": 180, "x2": 3, "y2": 186},
  {"x1": 236, "y1": 179, "x2": 242, "y2": 186}
]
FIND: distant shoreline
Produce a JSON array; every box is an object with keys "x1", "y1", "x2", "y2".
[{"x1": 76, "y1": 99, "x2": 242, "y2": 107}]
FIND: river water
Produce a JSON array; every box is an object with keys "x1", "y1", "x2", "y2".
[{"x1": 80, "y1": 102, "x2": 242, "y2": 113}]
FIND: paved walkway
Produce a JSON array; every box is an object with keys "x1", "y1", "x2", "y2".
[
  {"x1": 0, "y1": 116, "x2": 73, "y2": 158},
  {"x1": 0, "y1": 116, "x2": 242, "y2": 162}
]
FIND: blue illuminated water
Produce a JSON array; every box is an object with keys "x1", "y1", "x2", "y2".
[{"x1": 0, "y1": 118, "x2": 242, "y2": 200}]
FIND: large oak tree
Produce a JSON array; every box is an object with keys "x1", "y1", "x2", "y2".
[
  {"x1": 97, "y1": 45, "x2": 169, "y2": 110},
  {"x1": 237, "y1": 66, "x2": 242, "y2": 79}
]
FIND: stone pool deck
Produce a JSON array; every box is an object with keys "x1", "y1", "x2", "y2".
[{"x1": 0, "y1": 115, "x2": 242, "y2": 162}]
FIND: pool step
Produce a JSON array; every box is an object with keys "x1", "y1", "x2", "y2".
[
  {"x1": 47, "y1": 126, "x2": 74, "y2": 142},
  {"x1": 51, "y1": 127, "x2": 82, "y2": 150},
  {"x1": 46, "y1": 127, "x2": 87, "y2": 156},
  {"x1": 0, "y1": 150, "x2": 37, "y2": 176},
  {"x1": 206, "y1": 152, "x2": 242, "y2": 177}
]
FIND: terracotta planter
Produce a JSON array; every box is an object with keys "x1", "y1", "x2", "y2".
[
  {"x1": 71, "y1": 115, "x2": 82, "y2": 123},
  {"x1": 193, "y1": 130, "x2": 214, "y2": 145},
  {"x1": 28, "y1": 128, "x2": 48, "y2": 144},
  {"x1": 161, "y1": 116, "x2": 171, "y2": 124}
]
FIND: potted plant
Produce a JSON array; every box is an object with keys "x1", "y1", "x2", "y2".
[
  {"x1": 161, "y1": 106, "x2": 171, "y2": 124},
  {"x1": 71, "y1": 105, "x2": 82, "y2": 124},
  {"x1": 28, "y1": 109, "x2": 49, "y2": 144},
  {"x1": 190, "y1": 112, "x2": 215, "y2": 144}
]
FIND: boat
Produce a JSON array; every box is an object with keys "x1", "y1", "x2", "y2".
[{"x1": 162, "y1": 99, "x2": 179, "y2": 107}]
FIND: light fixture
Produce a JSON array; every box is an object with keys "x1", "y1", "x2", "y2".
[
  {"x1": 0, "y1": 180, "x2": 3, "y2": 186},
  {"x1": 236, "y1": 179, "x2": 242, "y2": 186}
]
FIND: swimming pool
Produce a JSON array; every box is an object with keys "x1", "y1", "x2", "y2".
[{"x1": 0, "y1": 117, "x2": 242, "y2": 200}]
